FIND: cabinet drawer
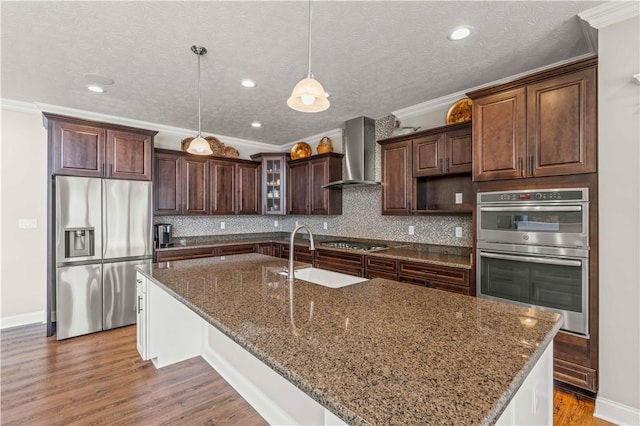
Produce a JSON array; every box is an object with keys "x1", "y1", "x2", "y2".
[
  {"x1": 554, "y1": 358, "x2": 597, "y2": 392},
  {"x1": 219, "y1": 243, "x2": 256, "y2": 256},
  {"x1": 281, "y1": 245, "x2": 314, "y2": 264},
  {"x1": 365, "y1": 256, "x2": 397, "y2": 273},
  {"x1": 397, "y1": 275, "x2": 428, "y2": 287},
  {"x1": 315, "y1": 249, "x2": 364, "y2": 267},
  {"x1": 398, "y1": 261, "x2": 469, "y2": 287},
  {"x1": 155, "y1": 247, "x2": 218, "y2": 262}
]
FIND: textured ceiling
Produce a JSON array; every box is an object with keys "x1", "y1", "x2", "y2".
[{"x1": 1, "y1": 1, "x2": 601, "y2": 145}]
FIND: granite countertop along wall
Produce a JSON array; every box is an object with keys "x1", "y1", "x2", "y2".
[
  {"x1": 144, "y1": 253, "x2": 562, "y2": 426},
  {"x1": 156, "y1": 232, "x2": 473, "y2": 269}
]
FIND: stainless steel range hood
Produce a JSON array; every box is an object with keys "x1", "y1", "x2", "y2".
[{"x1": 322, "y1": 116, "x2": 380, "y2": 189}]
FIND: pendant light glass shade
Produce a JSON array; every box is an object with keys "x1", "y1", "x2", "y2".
[
  {"x1": 187, "y1": 136, "x2": 212, "y2": 155},
  {"x1": 287, "y1": 72, "x2": 330, "y2": 112},
  {"x1": 187, "y1": 45, "x2": 213, "y2": 155},
  {"x1": 287, "y1": 0, "x2": 330, "y2": 113}
]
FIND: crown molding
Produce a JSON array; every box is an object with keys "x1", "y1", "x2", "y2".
[
  {"x1": 579, "y1": 1, "x2": 640, "y2": 29},
  {"x1": 392, "y1": 53, "x2": 597, "y2": 121},
  {"x1": 0, "y1": 98, "x2": 278, "y2": 152}
]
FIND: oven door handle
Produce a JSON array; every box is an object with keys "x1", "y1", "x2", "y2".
[
  {"x1": 480, "y1": 251, "x2": 583, "y2": 267},
  {"x1": 479, "y1": 205, "x2": 583, "y2": 212}
]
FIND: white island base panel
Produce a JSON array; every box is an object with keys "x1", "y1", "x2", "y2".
[
  {"x1": 146, "y1": 280, "x2": 553, "y2": 426},
  {"x1": 147, "y1": 280, "x2": 346, "y2": 426}
]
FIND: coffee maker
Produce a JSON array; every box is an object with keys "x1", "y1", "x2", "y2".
[{"x1": 153, "y1": 223, "x2": 173, "y2": 248}]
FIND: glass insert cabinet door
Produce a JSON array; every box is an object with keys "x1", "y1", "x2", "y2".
[{"x1": 259, "y1": 154, "x2": 288, "y2": 215}]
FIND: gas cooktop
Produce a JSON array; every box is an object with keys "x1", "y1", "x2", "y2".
[{"x1": 320, "y1": 241, "x2": 388, "y2": 252}]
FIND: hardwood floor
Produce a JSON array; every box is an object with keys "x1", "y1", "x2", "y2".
[
  {"x1": 1, "y1": 324, "x2": 267, "y2": 426},
  {"x1": 2, "y1": 324, "x2": 614, "y2": 426}
]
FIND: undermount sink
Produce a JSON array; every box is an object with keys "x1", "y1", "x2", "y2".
[{"x1": 279, "y1": 267, "x2": 368, "y2": 288}]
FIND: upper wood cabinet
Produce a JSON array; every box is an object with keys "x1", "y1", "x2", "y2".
[
  {"x1": 44, "y1": 113, "x2": 155, "y2": 181},
  {"x1": 153, "y1": 149, "x2": 260, "y2": 216},
  {"x1": 154, "y1": 151, "x2": 182, "y2": 215},
  {"x1": 286, "y1": 153, "x2": 343, "y2": 215},
  {"x1": 468, "y1": 57, "x2": 597, "y2": 181},
  {"x1": 379, "y1": 122, "x2": 472, "y2": 215},
  {"x1": 380, "y1": 140, "x2": 412, "y2": 215},
  {"x1": 183, "y1": 157, "x2": 209, "y2": 215},
  {"x1": 413, "y1": 123, "x2": 472, "y2": 177}
]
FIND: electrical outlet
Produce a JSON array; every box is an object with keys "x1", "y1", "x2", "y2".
[
  {"x1": 408, "y1": 225, "x2": 415, "y2": 235},
  {"x1": 455, "y1": 193, "x2": 463, "y2": 204},
  {"x1": 220, "y1": 222, "x2": 225, "y2": 230},
  {"x1": 323, "y1": 222, "x2": 328, "y2": 230},
  {"x1": 295, "y1": 220, "x2": 299, "y2": 226},
  {"x1": 455, "y1": 227, "x2": 463, "y2": 238},
  {"x1": 274, "y1": 220, "x2": 278, "y2": 228}
]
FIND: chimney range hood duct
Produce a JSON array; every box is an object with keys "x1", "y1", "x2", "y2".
[{"x1": 322, "y1": 116, "x2": 380, "y2": 189}]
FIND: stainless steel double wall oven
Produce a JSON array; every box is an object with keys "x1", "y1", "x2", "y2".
[{"x1": 477, "y1": 188, "x2": 589, "y2": 336}]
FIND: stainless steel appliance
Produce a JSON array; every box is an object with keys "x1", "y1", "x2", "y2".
[
  {"x1": 55, "y1": 176, "x2": 152, "y2": 340},
  {"x1": 153, "y1": 223, "x2": 173, "y2": 248},
  {"x1": 477, "y1": 188, "x2": 589, "y2": 336},
  {"x1": 321, "y1": 241, "x2": 388, "y2": 252}
]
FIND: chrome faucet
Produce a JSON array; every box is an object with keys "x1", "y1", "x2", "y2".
[{"x1": 287, "y1": 224, "x2": 315, "y2": 280}]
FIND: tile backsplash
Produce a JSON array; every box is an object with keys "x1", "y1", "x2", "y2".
[{"x1": 156, "y1": 186, "x2": 472, "y2": 247}]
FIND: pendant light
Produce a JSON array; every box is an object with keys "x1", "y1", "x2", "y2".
[
  {"x1": 187, "y1": 45, "x2": 213, "y2": 155},
  {"x1": 287, "y1": 0, "x2": 330, "y2": 113}
]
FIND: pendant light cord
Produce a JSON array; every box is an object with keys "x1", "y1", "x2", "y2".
[
  {"x1": 307, "y1": 0, "x2": 312, "y2": 76},
  {"x1": 197, "y1": 51, "x2": 202, "y2": 137}
]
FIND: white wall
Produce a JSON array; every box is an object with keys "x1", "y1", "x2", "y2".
[
  {"x1": 595, "y1": 14, "x2": 640, "y2": 421},
  {"x1": 0, "y1": 108, "x2": 48, "y2": 325}
]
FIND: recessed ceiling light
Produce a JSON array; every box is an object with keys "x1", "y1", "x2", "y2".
[
  {"x1": 241, "y1": 79, "x2": 256, "y2": 88},
  {"x1": 251, "y1": 121, "x2": 262, "y2": 128},
  {"x1": 87, "y1": 85, "x2": 105, "y2": 93},
  {"x1": 448, "y1": 27, "x2": 471, "y2": 41}
]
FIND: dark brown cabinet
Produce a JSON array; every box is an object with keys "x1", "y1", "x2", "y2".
[
  {"x1": 154, "y1": 149, "x2": 260, "y2": 216},
  {"x1": 183, "y1": 157, "x2": 209, "y2": 215},
  {"x1": 413, "y1": 123, "x2": 472, "y2": 177},
  {"x1": 154, "y1": 243, "x2": 256, "y2": 262},
  {"x1": 209, "y1": 160, "x2": 235, "y2": 215},
  {"x1": 364, "y1": 255, "x2": 398, "y2": 280},
  {"x1": 236, "y1": 162, "x2": 261, "y2": 215},
  {"x1": 469, "y1": 57, "x2": 597, "y2": 181},
  {"x1": 257, "y1": 242, "x2": 282, "y2": 258},
  {"x1": 314, "y1": 249, "x2": 364, "y2": 277},
  {"x1": 397, "y1": 261, "x2": 470, "y2": 295},
  {"x1": 154, "y1": 151, "x2": 182, "y2": 215},
  {"x1": 287, "y1": 153, "x2": 343, "y2": 215},
  {"x1": 380, "y1": 140, "x2": 412, "y2": 215},
  {"x1": 44, "y1": 113, "x2": 154, "y2": 181},
  {"x1": 251, "y1": 153, "x2": 289, "y2": 215},
  {"x1": 379, "y1": 123, "x2": 473, "y2": 215}
]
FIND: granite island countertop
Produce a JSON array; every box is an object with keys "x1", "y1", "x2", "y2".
[
  {"x1": 155, "y1": 232, "x2": 473, "y2": 269},
  {"x1": 144, "y1": 253, "x2": 562, "y2": 426}
]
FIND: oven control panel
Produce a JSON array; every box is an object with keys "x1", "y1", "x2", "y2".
[{"x1": 478, "y1": 188, "x2": 588, "y2": 203}]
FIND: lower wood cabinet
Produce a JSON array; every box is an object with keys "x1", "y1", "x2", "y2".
[
  {"x1": 397, "y1": 260, "x2": 470, "y2": 295},
  {"x1": 314, "y1": 249, "x2": 364, "y2": 277},
  {"x1": 155, "y1": 243, "x2": 257, "y2": 262},
  {"x1": 280, "y1": 244, "x2": 314, "y2": 264},
  {"x1": 257, "y1": 242, "x2": 282, "y2": 258},
  {"x1": 365, "y1": 255, "x2": 398, "y2": 280}
]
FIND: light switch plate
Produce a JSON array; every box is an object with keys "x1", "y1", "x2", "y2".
[
  {"x1": 408, "y1": 225, "x2": 415, "y2": 235},
  {"x1": 455, "y1": 193, "x2": 463, "y2": 204},
  {"x1": 220, "y1": 222, "x2": 225, "y2": 229},
  {"x1": 274, "y1": 220, "x2": 278, "y2": 228},
  {"x1": 18, "y1": 218, "x2": 37, "y2": 229},
  {"x1": 455, "y1": 227, "x2": 463, "y2": 238}
]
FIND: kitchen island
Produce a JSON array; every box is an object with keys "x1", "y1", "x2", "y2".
[{"x1": 138, "y1": 253, "x2": 562, "y2": 425}]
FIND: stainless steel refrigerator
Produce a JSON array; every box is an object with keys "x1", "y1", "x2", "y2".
[{"x1": 55, "y1": 176, "x2": 152, "y2": 340}]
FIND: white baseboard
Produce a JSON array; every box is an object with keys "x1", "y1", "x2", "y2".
[
  {"x1": 0, "y1": 311, "x2": 46, "y2": 329},
  {"x1": 594, "y1": 396, "x2": 640, "y2": 425}
]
